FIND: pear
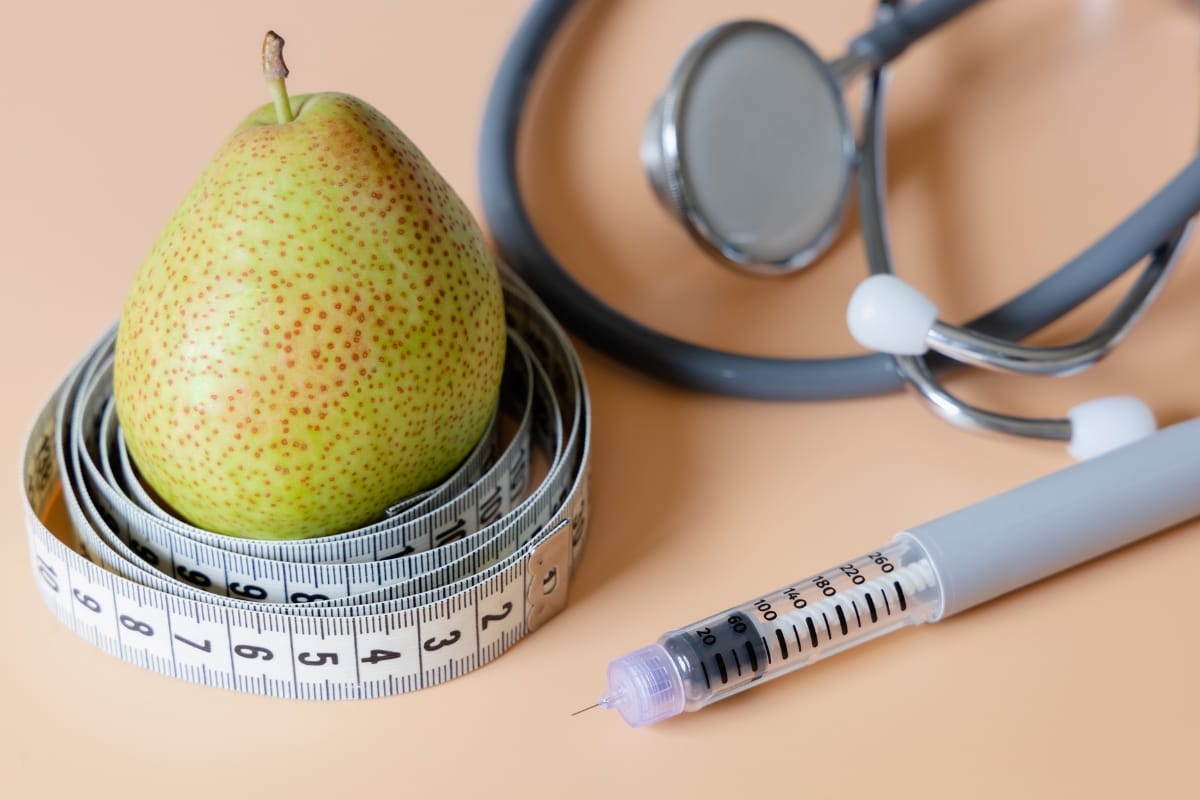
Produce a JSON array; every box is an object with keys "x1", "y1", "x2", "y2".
[{"x1": 113, "y1": 32, "x2": 507, "y2": 540}]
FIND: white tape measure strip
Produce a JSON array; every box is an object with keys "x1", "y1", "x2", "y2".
[{"x1": 21, "y1": 268, "x2": 592, "y2": 698}]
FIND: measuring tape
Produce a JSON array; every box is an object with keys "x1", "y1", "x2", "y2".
[{"x1": 20, "y1": 268, "x2": 592, "y2": 699}]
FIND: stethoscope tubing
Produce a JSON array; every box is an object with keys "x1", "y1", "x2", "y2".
[{"x1": 478, "y1": 0, "x2": 1200, "y2": 401}]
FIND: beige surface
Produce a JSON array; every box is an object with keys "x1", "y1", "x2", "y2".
[{"x1": 4, "y1": 0, "x2": 1200, "y2": 797}]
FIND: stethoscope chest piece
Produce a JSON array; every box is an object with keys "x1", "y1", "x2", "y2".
[{"x1": 641, "y1": 21, "x2": 856, "y2": 274}]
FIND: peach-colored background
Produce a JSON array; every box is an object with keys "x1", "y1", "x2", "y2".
[{"x1": 4, "y1": 0, "x2": 1200, "y2": 797}]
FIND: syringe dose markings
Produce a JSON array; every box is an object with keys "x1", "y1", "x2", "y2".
[{"x1": 697, "y1": 580, "x2": 908, "y2": 690}]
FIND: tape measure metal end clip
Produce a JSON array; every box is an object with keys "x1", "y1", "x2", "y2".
[{"x1": 526, "y1": 519, "x2": 572, "y2": 633}]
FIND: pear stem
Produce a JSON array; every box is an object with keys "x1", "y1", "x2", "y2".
[{"x1": 262, "y1": 30, "x2": 294, "y2": 124}]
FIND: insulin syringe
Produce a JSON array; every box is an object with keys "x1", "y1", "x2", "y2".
[{"x1": 589, "y1": 415, "x2": 1200, "y2": 727}]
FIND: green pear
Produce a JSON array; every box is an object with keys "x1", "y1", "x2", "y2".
[{"x1": 113, "y1": 32, "x2": 507, "y2": 540}]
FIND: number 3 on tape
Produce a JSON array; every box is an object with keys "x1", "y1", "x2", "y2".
[{"x1": 20, "y1": 268, "x2": 594, "y2": 699}]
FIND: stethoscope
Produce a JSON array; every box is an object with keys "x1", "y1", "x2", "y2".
[{"x1": 478, "y1": 0, "x2": 1200, "y2": 459}]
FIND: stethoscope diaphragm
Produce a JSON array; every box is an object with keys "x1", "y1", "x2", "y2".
[{"x1": 641, "y1": 21, "x2": 856, "y2": 274}]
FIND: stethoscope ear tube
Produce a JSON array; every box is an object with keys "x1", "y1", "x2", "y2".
[
  {"x1": 852, "y1": 11, "x2": 1183, "y2": 457},
  {"x1": 478, "y1": 0, "x2": 1200, "y2": 402}
]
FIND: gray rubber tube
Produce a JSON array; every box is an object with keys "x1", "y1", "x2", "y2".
[
  {"x1": 851, "y1": 0, "x2": 983, "y2": 63},
  {"x1": 902, "y1": 418, "x2": 1200, "y2": 619},
  {"x1": 477, "y1": 0, "x2": 1200, "y2": 400}
]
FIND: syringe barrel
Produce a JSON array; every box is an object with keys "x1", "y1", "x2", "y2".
[
  {"x1": 602, "y1": 420, "x2": 1200, "y2": 727},
  {"x1": 905, "y1": 417, "x2": 1200, "y2": 619},
  {"x1": 604, "y1": 538, "x2": 942, "y2": 725}
]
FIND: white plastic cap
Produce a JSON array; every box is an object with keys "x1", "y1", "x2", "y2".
[
  {"x1": 1067, "y1": 396, "x2": 1157, "y2": 460},
  {"x1": 846, "y1": 274, "x2": 938, "y2": 355}
]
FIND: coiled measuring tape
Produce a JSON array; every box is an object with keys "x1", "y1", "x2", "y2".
[{"x1": 20, "y1": 268, "x2": 591, "y2": 699}]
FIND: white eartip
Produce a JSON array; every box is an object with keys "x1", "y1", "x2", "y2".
[
  {"x1": 1067, "y1": 396, "x2": 1156, "y2": 460},
  {"x1": 846, "y1": 274, "x2": 938, "y2": 356}
]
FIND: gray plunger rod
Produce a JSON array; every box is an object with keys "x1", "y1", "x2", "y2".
[{"x1": 901, "y1": 417, "x2": 1200, "y2": 619}]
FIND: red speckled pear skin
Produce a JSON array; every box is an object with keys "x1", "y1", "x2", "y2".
[{"x1": 112, "y1": 93, "x2": 507, "y2": 541}]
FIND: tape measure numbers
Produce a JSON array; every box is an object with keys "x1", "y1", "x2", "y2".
[{"x1": 21, "y1": 269, "x2": 592, "y2": 699}]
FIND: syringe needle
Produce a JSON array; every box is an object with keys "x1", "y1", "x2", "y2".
[{"x1": 571, "y1": 702, "x2": 601, "y2": 716}]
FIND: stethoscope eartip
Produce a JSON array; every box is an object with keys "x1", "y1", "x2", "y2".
[
  {"x1": 1066, "y1": 396, "x2": 1157, "y2": 461},
  {"x1": 846, "y1": 274, "x2": 938, "y2": 356}
]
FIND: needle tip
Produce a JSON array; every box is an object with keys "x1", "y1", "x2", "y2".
[{"x1": 571, "y1": 702, "x2": 601, "y2": 717}]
